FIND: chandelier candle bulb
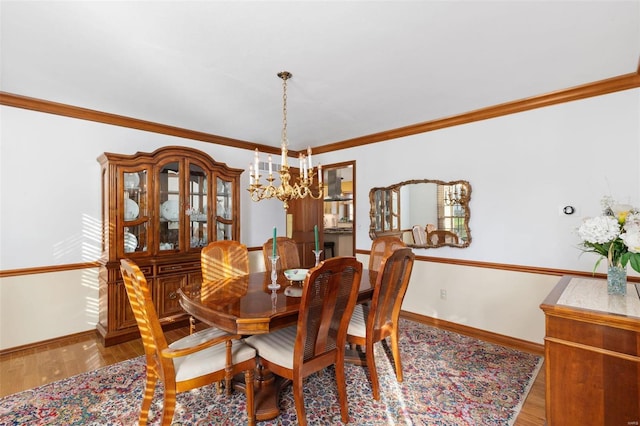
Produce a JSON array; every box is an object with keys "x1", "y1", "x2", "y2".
[
  {"x1": 268, "y1": 155, "x2": 273, "y2": 176},
  {"x1": 307, "y1": 147, "x2": 312, "y2": 168},
  {"x1": 254, "y1": 149, "x2": 259, "y2": 179},
  {"x1": 318, "y1": 164, "x2": 322, "y2": 185}
]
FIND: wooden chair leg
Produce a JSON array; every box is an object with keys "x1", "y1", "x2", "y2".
[
  {"x1": 245, "y1": 368, "x2": 256, "y2": 426},
  {"x1": 139, "y1": 366, "x2": 158, "y2": 425},
  {"x1": 336, "y1": 352, "x2": 350, "y2": 423},
  {"x1": 390, "y1": 331, "x2": 403, "y2": 382},
  {"x1": 293, "y1": 374, "x2": 307, "y2": 426},
  {"x1": 366, "y1": 340, "x2": 380, "y2": 400},
  {"x1": 189, "y1": 316, "x2": 196, "y2": 334},
  {"x1": 160, "y1": 386, "x2": 177, "y2": 426},
  {"x1": 224, "y1": 340, "x2": 233, "y2": 395}
]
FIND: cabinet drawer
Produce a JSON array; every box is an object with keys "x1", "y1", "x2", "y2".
[
  {"x1": 115, "y1": 265, "x2": 153, "y2": 280},
  {"x1": 547, "y1": 315, "x2": 639, "y2": 357},
  {"x1": 157, "y1": 261, "x2": 200, "y2": 275}
]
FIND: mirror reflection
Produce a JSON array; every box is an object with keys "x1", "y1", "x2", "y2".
[{"x1": 369, "y1": 179, "x2": 471, "y2": 248}]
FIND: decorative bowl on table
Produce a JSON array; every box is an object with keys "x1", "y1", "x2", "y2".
[{"x1": 284, "y1": 269, "x2": 309, "y2": 282}]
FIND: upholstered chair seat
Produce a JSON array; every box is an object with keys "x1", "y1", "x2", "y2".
[
  {"x1": 242, "y1": 326, "x2": 297, "y2": 369},
  {"x1": 169, "y1": 327, "x2": 256, "y2": 382}
]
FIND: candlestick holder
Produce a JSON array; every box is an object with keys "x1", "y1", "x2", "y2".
[
  {"x1": 271, "y1": 289, "x2": 278, "y2": 312},
  {"x1": 313, "y1": 249, "x2": 323, "y2": 266},
  {"x1": 268, "y1": 255, "x2": 280, "y2": 289}
]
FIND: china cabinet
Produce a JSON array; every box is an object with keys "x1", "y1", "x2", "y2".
[{"x1": 96, "y1": 146, "x2": 242, "y2": 346}]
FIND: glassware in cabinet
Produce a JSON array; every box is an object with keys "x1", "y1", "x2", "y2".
[
  {"x1": 158, "y1": 162, "x2": 180, "y2": 251},
  {"x1": 123, "y1": 170, "x2": 149, "y2": 254},
  {"x1": 188, "y1": 163, "x2": 208, "y2": 248},
  {"x1": 215, "y1": 177, "x2": 234, "y2": 240}
]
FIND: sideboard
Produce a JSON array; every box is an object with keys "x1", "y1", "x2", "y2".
[{"x1": 540, "y1": 275, "x2": 640, "y2": 425}]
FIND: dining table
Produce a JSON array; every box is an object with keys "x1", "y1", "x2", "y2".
[{"x1": 178, "y1": 267, "x2": 377, "y2": 421}]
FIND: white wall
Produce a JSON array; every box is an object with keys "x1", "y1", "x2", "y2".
[
  {"x1": 325, "y1": 89, "x2": 640, "y2": 344},
  {"x1": 0, "y1": 106, "x2": 285, "y2": 349},
  {"x1": 1, "y1": 88, "x2": 639, "y2": 349}
]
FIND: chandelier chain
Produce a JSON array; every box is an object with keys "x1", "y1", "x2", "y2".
[{"x1": 281, "y1": 73, "x2": 288, "y2": 146}]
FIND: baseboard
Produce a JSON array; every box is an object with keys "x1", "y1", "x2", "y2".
[
  {"x1": 2, "y1": 311, "x2": 544, "y2": 357},
  {"x1": 0, "y1": 329, "x2": 97, "y2": 357},
  {"x1": 400, "y1": 310, "x2": 544, "y2": 356}
]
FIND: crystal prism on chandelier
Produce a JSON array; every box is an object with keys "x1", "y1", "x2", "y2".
[{"x1": 247, "y1": 71, "x2": 322, "y2": 210}]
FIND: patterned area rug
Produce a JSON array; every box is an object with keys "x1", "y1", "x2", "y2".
[{"x1": 0, "y1": 319, "x2": 542, "y2": 425}]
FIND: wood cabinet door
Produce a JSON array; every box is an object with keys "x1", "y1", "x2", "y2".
[
  {"x1": 156, "y1": 274, "x2": 188, "y2": 318},
  {"x1": 286, "y1": 169, "x2": 324, "y2": 268},
  {"x1": 115, "y1": 281, "x2": 137, "y2": 330},
  {"x1": 287, "y1": 196, "x2": 323, "y2": 268}
]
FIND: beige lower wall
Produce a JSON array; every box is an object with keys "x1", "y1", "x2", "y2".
[
  {"x1": 0, "y1": 252, "x2": 558, "y2": 351},
  {"x1": 356, "y1": 253, "x2": 559, "y2": 345},
  {"x1": 0, "y1": 268, "x2": 99, "y2": 350}
]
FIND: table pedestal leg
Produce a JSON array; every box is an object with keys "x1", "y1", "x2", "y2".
[
  {"x1": 345, "y1": 344, "x2": 367, "y2": 366},
  {"x1": 234, "y1": 363, "x2": 291, "y2": 421}
]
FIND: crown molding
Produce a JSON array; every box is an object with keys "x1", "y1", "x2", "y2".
[
  {"x1": 2, "y1": 71, "x2": 639, "y2": 155},
  {"x1": 313, "y1": 72, "x2": 640, "y2": 154},
  {"x1": 0, "y1": 92, "x2": 282, "y2": 156}
]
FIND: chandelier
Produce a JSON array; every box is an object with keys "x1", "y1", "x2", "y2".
[
  {"x1": 247, "y1": 71, "x2": 323, "y2": 210},
  {"x1": 444, "y1": 184, "x2": 468, "y2": 206}
]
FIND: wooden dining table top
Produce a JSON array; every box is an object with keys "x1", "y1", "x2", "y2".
[{"x1": 179, "y1": 268, "x2": 376, "y2": 335}]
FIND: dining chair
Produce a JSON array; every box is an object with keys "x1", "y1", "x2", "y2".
[
  {"x1": 262, "y1": 236, "x2": 300, "y2": 271},
  {"x1": 245, "y1": 257, "x2": 363, "y2": 426},
  {"x1": 347, "y1": 247, "x2": 415, "y2": 400},
  {"x1": 120, "y1": 259, "x2": 257, "y2": 426},
  {"x1": 201, "y1": 240, "x2": 250, "y2": 282},
  {"x1": 427, "y1": 229, "x2": 460, "y2": 245},
  {"x1": 411, "y1": 225, "x2": 427, "y2": 246},
  {"x1": 196, "y1": 240, "x2": 250, "y2": 334},
  {"x1": 368, "y1": 235, "x2": 406, "y2": 273}
]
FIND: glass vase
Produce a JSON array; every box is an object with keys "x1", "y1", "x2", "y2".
[{"x1": 607, "y1": 263, "x2": 627, "y2": 296}]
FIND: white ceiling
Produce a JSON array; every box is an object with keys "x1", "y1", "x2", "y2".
[{"x1": 1, "y1": 1, "x2": 639, "y2": 151}]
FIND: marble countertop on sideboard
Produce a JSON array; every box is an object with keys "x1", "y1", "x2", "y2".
[{"x1": 557, "y1": 277, "x2": 640, "y2": 318}]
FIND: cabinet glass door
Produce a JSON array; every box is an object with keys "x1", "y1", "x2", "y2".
[
  {"x1": 188, "y1": 163, "x2": 208, "y2": 249},
  {"x1": 122, "y1": 170, "x2": 148, "y2": 254},
  {"x1": 215, "y1": 177, "x2": 234, "y2": 240},
  {"x1": 158, "y1": 161, "x2": 180, "y2": 252}
]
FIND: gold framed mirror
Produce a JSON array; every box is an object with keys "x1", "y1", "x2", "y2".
[{"x1": 369, "y1": 179, "x2": 471, "y2": 248}]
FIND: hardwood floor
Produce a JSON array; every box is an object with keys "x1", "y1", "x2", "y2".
[{"x1": 0, "y1": 326, "x2": 546, "y2": 425}]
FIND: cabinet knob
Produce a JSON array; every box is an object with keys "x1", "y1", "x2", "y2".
[{"x1": 168, "y1": 292, "x2": 177, "y2": 300}]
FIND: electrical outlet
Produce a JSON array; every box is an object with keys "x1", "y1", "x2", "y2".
[{"x1": 440, "y1": 289, "x2": 447, "y2": 300}]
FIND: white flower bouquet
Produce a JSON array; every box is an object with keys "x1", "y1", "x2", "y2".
[{"x1": 577, "y1": 196, "x2": 640, "y2": 273}]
